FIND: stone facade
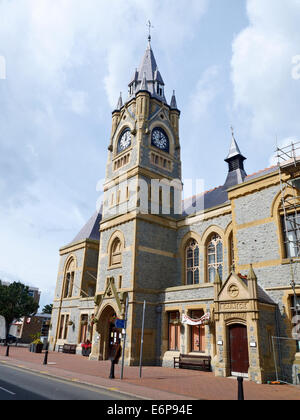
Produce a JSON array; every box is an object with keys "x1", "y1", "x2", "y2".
[{"x1": 48, "y1": 41, "x2": 300, "y2": 385}]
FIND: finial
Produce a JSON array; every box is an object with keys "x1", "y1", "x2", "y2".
[
  {"x1": 231, "y1": 125, "x2": 235, "y2": 139},
  {"x1": 116, "y1": 92, "x2": 123, "y2": 111},
  {"x1": 147, "y1": 20, "x2": 154, "y2": 44},
  {"x1": 170, "y1": 90, "x2": 178, "y2": 109}
]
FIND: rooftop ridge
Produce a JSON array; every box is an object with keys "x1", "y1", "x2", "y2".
[{"x1": 245, "y1": 164, "x2": 278, "y2": 179}]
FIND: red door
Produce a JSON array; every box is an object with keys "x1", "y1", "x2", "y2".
[{"x1": 229, "y1": 325, "x2": 249, "y2": 375}]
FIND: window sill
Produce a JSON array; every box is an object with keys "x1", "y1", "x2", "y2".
[
  {"x1": 281, "y1": 258, "x2": 300, "y2": 265},
  {"x1": 107, "y1": 265, "x2": 122, "y2": 271},
  {"x1": 164, "y1": 283, "x2": 214, "y2": 293}
]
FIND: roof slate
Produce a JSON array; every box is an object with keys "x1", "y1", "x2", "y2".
[{"x1": 71, "y1": 210, "x2": 102, "y2": 245}]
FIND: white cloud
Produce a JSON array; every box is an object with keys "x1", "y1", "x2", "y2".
[
  {"x1": 189, "y1": 65, "x2": 220, "y2": 120},
  {"x1": 231, "y1": 0, "x2": 300, "y2": 145},
  {"x1": 65, "y1": 90, "x2": 89, "y2": 115},
  {"x1": 0, "y1": 0, "x2": 209, "y2": 305}
]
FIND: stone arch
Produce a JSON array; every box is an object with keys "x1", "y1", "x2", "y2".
[
  {"x1": 224, "y1": 223, "x2": 235, "y2": 273},
  {"x1": 179, "y1": 231, "x2": 202, "y2": 285},
  {"x1": 113, "y1": 122, "x2": 135, "y2": 157},
  {"x1": 225, "y1": 318, "x2": 247, "y2": 327},
  {"x1": 201, "y1": 226, "x2": 225, "y2": 283},
  {"x1": 271, "y1": 186, "x2": 296, "y2": 260},
  {"x1": 62, "y1": 255, "x2": 77, "y2": 298},
  {"x1": 107, "y1": 230, "x2": 125, "y2": 268},
  {"x1": 96, "y1": 303, "x2": 120, "y2": 361},
  {"x1": 148, "y1": 121, "x2": 175, "y2": 156},
  {"x1": 107, "y1": 230, "x2": 125, "y2": 254},
  {"x1": 63, "y1": 254, "x2": 77, "y2": 273}
]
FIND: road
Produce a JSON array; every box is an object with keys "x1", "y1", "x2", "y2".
[{"x1": 0, "y1": 363, "x2": 140, "y2": 400}]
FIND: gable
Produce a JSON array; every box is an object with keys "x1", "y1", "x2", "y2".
[{"x1": 218, "y1": 272, "x2": 251, "y2": 302}]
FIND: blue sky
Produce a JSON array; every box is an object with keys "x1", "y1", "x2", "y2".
[{"x1": 0, "y1": 0, "x2": 300, "y2": 309}]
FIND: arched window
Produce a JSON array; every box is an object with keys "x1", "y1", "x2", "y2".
[
  {"x1": 280, "y1": 199, "x2": 300, "y2": 259},
  {"x1": 185, "y1": 239, "x2": 200, "y2": 285},
  {"x1": 207, "y1": 234, "x2": 223, "y2": 283},
  {"x1": 63, "y1": 259, "x2": 75, "y2": 298},
  {"x1": 229, "y1": 231, "x2": 235, "y2": 272},
  {"x1": 110, "y1": 238, "x2": 122, "y2": 267}
]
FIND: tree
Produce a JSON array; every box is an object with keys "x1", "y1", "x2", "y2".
[
  {"x1": 42, "y1": 304, "x2": 53, "y2": 314},
  {"x1": 0, "y1": 281, "x2": 39, "y2": 344}
]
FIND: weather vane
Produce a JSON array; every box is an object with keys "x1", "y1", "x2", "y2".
[
  {"x1": 147, "y1": 20, "x2": 154, "y2": 42},
  {"x1": 231, "y1": 125, "x2": 235, "y2": 138}
]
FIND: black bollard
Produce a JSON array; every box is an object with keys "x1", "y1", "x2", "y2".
[
  {"x1": 43, "y1": 350, "x2": 48, "y2": 365},
  {"x1": 237, "y1": 377, "x2": 244, "y2": 401},
  {"x1": 5, "y1": 344, "x2": 9, "y2": 357},
  {"x1": 109, "y1": 360, "x2": 115, "y2": 379}
]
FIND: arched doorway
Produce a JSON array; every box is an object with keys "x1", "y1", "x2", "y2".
[
  {"x1": 228, "y1": 324, "x2": 249, "y2": 377},
  {"x1": 97, "y1": 305, "x2": 122, "y2": 361}
]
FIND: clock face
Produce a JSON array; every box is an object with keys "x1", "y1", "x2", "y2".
[
  {"x1": 151, "y1": 128, "x2": 169, "y2": 152},
  {"x1": 117, "y1": 129, "x2": 131, "y2": 153}
]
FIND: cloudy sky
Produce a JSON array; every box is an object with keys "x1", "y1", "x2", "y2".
[{"x1": 0, "y1": 0, "x2": 300, "y2": 309}]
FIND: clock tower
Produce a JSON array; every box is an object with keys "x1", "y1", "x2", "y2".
[
  {"x1": 103, "y1": 36, "x2": 182, "y2": 222},
  {"x1": 92, "y1": 38, "x2": 182, "y2": 365}
]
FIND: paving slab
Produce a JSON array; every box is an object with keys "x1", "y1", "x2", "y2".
[{"x1": 0, "y1": 346, "x2": 299, "y2": 400}]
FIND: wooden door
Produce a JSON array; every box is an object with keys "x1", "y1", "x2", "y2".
[{"x1": 229, "y1": 325, "x2": 249, "y2": 375}]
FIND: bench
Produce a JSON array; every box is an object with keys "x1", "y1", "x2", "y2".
[
  {"x1": 174, "y1": 354, "x2": 211, "y2": 372},
  {"x1": 58, "y1": 344, "x2": 77, "y2": 354}
]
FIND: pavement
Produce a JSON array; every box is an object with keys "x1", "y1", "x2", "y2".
[{"x1": 0, "y1": 346, "x2": 300, "y2": 400}]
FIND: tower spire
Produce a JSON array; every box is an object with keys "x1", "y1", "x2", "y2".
[
  {"x1": 224, "y1": 127, "x2": 247, "y2": 187},
  {"x1": 127, "y1": 29, "x2": 167, "y2": 104},
  {"x1": 227, "y1": 126, "x2": 243, "y2": 160}
]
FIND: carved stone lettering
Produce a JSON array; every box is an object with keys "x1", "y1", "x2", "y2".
[{"x1": 220, "y1": 302, "x2": 248, "y2": 311}]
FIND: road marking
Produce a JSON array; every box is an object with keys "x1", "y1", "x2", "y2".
[
  {"x1": 0, "y1": 363, "x2": 145, "y2": 400},
  {"x1": 0, "y1": 386, "x2": 16, "y2": 396},
  {"x1": 107, "y1": 387, "x2": 118, "y2": 391}
]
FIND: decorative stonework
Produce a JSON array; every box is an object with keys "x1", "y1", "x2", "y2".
[
  {"x1": 228, "y1": 283, "x2": 239, "y2": 298},
  {"x1": 223, "y1": 313, "x2": 247, "y2": 321},
  {"x1": 220, "y1": 302, "x2": 248, "y2": 311}
]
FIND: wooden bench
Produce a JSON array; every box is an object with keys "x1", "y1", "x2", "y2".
[
  {"x1": 58, "y1": 344, "x2": 77, "y2": 354},
  {"x1": 174, "y1": 354, "x2": 211, "y2": 372}
]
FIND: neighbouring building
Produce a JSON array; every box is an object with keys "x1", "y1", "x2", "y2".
[
  {"x1": 48, "y1": 37, "x2": 300, "y2": 385},
  {"x1": 0, "y1": 282, "x2": 50, "y2": 343},
  {"x1": 11, "y1": 313, "x2": 51, "y2": 344}
]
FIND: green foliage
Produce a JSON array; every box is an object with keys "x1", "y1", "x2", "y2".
[
  {"x1": 0, "y1": 281, "x2": 39, "y2": 336},
  {"x1": 42, "y1": 304, "x2": 53, "y2": 314},
  {"x1": 30, "y1": 332, "x2": 42, "y2": 345}
]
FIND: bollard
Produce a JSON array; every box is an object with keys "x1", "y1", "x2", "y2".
[
  {"x1": 109, "y1": 360, "x2": 115, "y2": 379},
  {"x1": 237, "y1": 377, "x2": 244, "y2": 401},
  {"x1": 5, "y1": 344, "x2": 9, "y2": 357},
  {"x1": 43, "y1": 350, "x2": 48, "y2": 365}
]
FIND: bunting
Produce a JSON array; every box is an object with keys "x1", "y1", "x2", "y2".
[{"x1": 181, "y1": 312, "x2": 210, "y2": 326}]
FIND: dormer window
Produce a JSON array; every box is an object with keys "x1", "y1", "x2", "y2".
[
  {"x1": 129, "y1": 83, "x2": 135, "y2": 96},
  {"x1": 156, "y1": 83, "x2": 163, "y2": 97}
]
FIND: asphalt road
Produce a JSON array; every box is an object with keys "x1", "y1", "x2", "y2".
[{"x1": 0, "y1": 364, "x2": 140, "y2": 400}]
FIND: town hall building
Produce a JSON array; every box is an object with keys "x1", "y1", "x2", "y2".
[{"x1": 48, "y1": 37, "x2": 300, "y2": 385}]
